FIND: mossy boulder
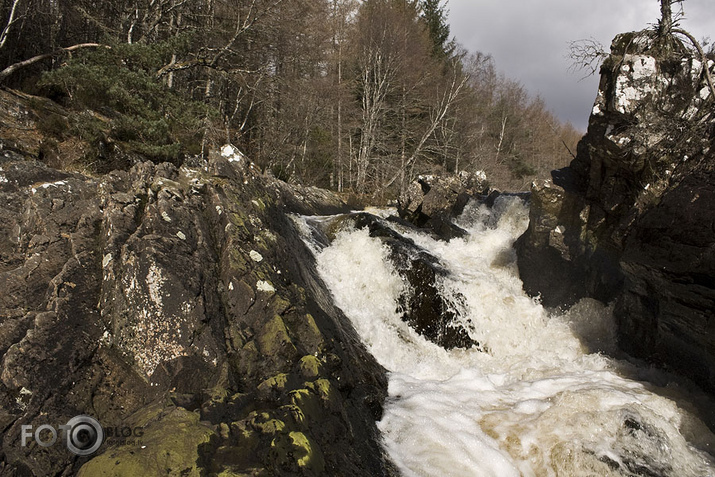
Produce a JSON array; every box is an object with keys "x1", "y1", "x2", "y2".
[
  {"x1": 270, "y1": 431, "x2": 325, "y2": 474},
  {"x1": 77, "y1": 407, "x2": 217, "y2": 477}
]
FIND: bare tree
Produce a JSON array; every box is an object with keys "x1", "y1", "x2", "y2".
[{"x1": 0, "y1": 0, "x2": 21, "y2": 51}]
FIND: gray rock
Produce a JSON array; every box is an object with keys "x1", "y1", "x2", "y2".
[
  {"x1": 397, "y1": 173, "x2": 488, "y2": 240},
  {"x1": 0, "y1": 152, "x2": 395, "y2": 475},
  {"x1": 517, "y1": 29, "x2": 715, "y2": 392}
]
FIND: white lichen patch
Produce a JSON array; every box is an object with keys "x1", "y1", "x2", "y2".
[
  {"x1": 249, "y1": 215, "x2": 262, "y2": 227},
  {"x1": 0, "y1": 174, "x2": 7, "y2": 183},
  {"x1": 262, "y1": 230, "x2": 278, "y2": 243},
  {"x1": 16, "y1": 387, "x2": 32, "y2": 410},
  {"x1": 31, "y1": 180, "x2": 67, "y2": 194},
  {"x1": 102, "y1": 253, "x2": 113, "y2": 268},
  {"x1": 100, "y1": 330, "x2": 112, "y2": 345},
  {"x1": 256, "y1": 280, "x2": 275, "y2": 293},
  {"x1": 250, "y1": 250, "x2": 264, "y2": 262},
  {"x1": 614, "y1": 55, "x2": 664, "y2": 114},
  {"x1": 128, "y1": 308, "x2": 189, "y2": 377},
  {"x1": 221, "y1": 144, "x2": 246, "y2": 163},
  {"x1": 146, "y1": 263, "x2": 166, "y2": 308}
]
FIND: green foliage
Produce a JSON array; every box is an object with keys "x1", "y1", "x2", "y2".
[
  {"x1": 510, "y1": 157, "x2": 537, "y2": 179},
  {"x1": 38, "y1": 37, "x2": 212, "y2": 165},
  {"x1": 419, "y1": 0, "x2": 456, "y2": 59}
]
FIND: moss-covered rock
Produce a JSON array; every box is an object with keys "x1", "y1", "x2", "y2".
[
  {"x1": 298, "y1": 355, "x2": 323, "y2": 380},
  {"x1": 77, "y1": 407, "x2": 217, "y2": 477},
  {"x1": 270, "y1": 431, "x2": 325, "y2": 474}
]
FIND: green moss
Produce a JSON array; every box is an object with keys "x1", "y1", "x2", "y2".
[
  {"x1": 228, "y1": 248, "x2": 249, "y2": 275},
  {"x1": 284, "y1": 313, "x2": 324, "y2": 355},
  {"x1": 306, "y1": 379, "x2": 333, "y2": 401},
  {"x1": 288, "y1": 389, "x2": 322, "y2": 422},
  {"x1": 278, "y1": 405, "x2": 306, "y2": 429},
  {"x1": 257, "y1": 373, "x2": 290, "y2": 395},
  {"x1": 256, "y1": 316, "x2": 296, "y2": 358},
  {"x1": 270, "y1": 431, "x2": 325, "y2": 474},
  {"x1": 298, "y1": 355, "x2": 322, "y2": 380},
  {"x1": 77, "y1": 407, "x2": 216, "y2": 477},
  {"x1": 269, "y1": 295, "x2": 292, "y2": 316},
  {"x1": 229, "y1": 421, "x2": 260, "y2": 449},
  {"x1": 249, "y1": 412, "x2": 286, "y2": 435},
  {"x1": 251, "y1": 199, "x2": 266, "y2": 211}
]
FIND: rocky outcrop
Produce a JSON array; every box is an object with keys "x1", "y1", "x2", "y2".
[
  {"x1": 397, "y1": 172, "x2": 489, "y2": 240},
  {"x1": 517, "y1": 30, "x2": 715, "y2": 392},
  {"x1": 0, "y1": 145, "x2": 395, "y2": 475}
]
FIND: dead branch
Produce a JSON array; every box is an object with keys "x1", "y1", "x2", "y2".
[
  {"x1": 0, "y1": 43, "x2": 107, "y2": 83},
  {"x1": 673, "y1": 28, "x2": 715, "y2": 103},
  {"x1": 567, "y1": 38, "x2": 608, "y2": 80}
]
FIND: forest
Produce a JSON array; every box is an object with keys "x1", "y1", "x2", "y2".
[{"x1": 0, "y1": 0, "x2": 582, "y2": 195}]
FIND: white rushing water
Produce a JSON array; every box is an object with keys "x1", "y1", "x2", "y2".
[{"x1": 297, "y1": 198, "x2": 715, "y2": 477}]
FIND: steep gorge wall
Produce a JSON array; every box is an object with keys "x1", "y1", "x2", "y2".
[
  {"x1": 517, "y1": 31, "x2": 715, "y2": 392},
  {"x1": 0, "y1": 123, "x2": 395, "y2": 475}
]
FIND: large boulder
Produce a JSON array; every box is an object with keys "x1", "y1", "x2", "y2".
[
  {"x1": 0, "y1": 140, "x2": 395, "y2": 475},
  {"x1": 397, "y1": 172, "x2": 488, "y2": 240},
  {"x1": 517, "y1": 29, "x2": 715, "y2": 392}
]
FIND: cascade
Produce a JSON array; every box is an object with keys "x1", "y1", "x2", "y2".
[{"x1": 296, "y1": 197, "x2": 715, "y2": 477}]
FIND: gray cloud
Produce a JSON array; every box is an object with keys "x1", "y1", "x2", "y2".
[{"x1": 448, "y1": 0, "x2": 713, "y2": 131}]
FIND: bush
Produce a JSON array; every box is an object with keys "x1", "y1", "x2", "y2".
[{"x1": 38, "y1": 38, "x2": 215, "y2": 166}]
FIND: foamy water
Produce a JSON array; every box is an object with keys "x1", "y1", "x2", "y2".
[{"x1": 297, "y1": 198, "x2": 715, "y2": 476}]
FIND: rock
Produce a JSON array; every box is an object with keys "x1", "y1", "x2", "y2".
[
  {"x1": 76, "y1": 406, "x2": 218, "y2": 477},
  {"x1": 516, "y1": 29, "x2": 715, "y2": 392},
  {"x1": 397, "y1": 172, "x2": 488, "y2": 240},
  {"x1": 0, "y1": 147, "x2": 395, "y2": 475}
]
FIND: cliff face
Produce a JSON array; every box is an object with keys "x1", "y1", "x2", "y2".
[
  {"x1": 517, "y1": 31, "x2": 715, "y2": 391},
  {"x1": 0, "y1": 112, "x2": 395, "y2": 475}
]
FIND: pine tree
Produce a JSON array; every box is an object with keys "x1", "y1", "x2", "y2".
[{"x1": 419, "y1": 0, "x2": 455, "y2": 59}]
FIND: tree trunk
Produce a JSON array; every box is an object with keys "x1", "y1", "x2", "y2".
[
  {"x1": 0, "y1": 0, "x2": 21, "y2": 51},
  {"x1": 660, "y1": 0, "x2": 673, "y2": 35}
]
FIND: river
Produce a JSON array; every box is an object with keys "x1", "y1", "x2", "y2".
[{"x1": 296, "y1": 196, "x2": 715, "y2": 476}]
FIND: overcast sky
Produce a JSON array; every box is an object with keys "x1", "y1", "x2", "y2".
[{"x1": 448, "y1": 0, "x2": 714, "y2": 131}]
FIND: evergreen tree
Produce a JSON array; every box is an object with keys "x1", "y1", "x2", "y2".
[{"x1": 419, "y1": 0, "x2": 455, "y2": 59}]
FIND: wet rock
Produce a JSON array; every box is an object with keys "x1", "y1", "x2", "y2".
[
  {"x1": 397, "y1": 172, "x2": 488, "y2": 240},
  {"x1": 516, "y1": 29, "x2": 715, "y2": 392},
  {"x1": 323, "y1": 212, "x2": 480, "y2": 350}
]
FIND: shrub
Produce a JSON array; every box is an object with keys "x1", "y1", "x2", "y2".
[{"x1": 38, "y1": 38, "x2": 215, "y2": 167}]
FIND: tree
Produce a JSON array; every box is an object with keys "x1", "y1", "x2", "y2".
[{"x1": 419, "y1": 0, "x2": 454, "y2": 59}]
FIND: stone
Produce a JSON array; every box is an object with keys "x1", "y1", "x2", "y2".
[
  {"x1": 397, "y1": 173, "x2": 488, "y2": 240},
  {"x1": 0, "y1": 139, "x2": 394, "y2": 475},
  {"x1": 516, "y1": 28, "x2": 715, "y2": 393}
]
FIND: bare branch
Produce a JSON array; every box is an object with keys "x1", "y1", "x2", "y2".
[
  {"x1": 0, "y1": 43, "x2": 107, "y2": 83},
  {"x1": 567, "y1": 37, "x2": 608, "y2": 80},
  {"x1": 673, "y1": 28, "x2": 715, "y2": 104},
  {"x1": 0, "y1": 0, "x2": 22, "y2": 51}
]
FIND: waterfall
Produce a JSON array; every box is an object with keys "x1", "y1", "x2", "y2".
[{"x1": 295, "y1": 197, "x2": 715, "y2": 477}]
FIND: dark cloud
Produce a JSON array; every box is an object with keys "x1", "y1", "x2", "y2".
[{"x1": 448, "y1": 0, "x2": 713, "y2": 131}]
